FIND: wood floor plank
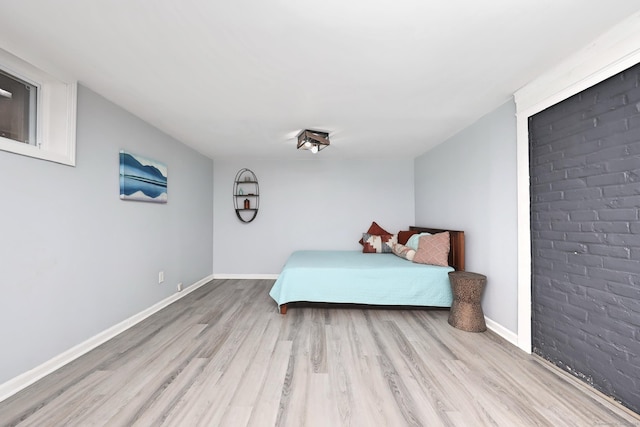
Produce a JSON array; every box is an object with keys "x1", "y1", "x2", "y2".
[
  {"x1": 1, "y1": 279, "x2": 638, "y2": 427},
  {"x1": 246, "y1": 340, "x2": 292, "y2": 427},
  {"x1": 185, "y1": 316, "x2": 265, "y2": 425},
  {"x1": 13, "y1": 370, "x2": 110, "y2": 427},
  {"x1": 324, "y1": 324, "x2": 360, "y2": 426},
  {"x1": 411, "y1": 339, "x2": 499, "y2": 426},
  {"x1": 78, "y1": 323, "x2": 208, "y2": 426},
  {"x1": 362, "y1": 311, "x2": 441, "y2": 426},
  {"x1": 276, "y1": 310, "x2": 312, "y2": 427},
  {"x1": 129, "y1": 357, "x2": 209, "y2": 427},
  {"x1": 305, "y1": 373, "x2": 340, "y2": 427},
  {"x1": 225, "y1": 318, "x2": 282, "y2": 409}
]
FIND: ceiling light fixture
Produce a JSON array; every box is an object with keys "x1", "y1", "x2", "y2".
[{"x1": 297, "y1": 129, "x2": 330, "y2": 153}]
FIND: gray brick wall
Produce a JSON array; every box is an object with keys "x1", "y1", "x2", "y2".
[{"x1": 529, "y1": 62, "x2": 640, "y2": 413}]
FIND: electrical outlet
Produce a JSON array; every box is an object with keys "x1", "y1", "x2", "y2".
[
  {"x1": 177, "y1": 282, "x2": 183, "y2": 292},
  {"x1": 159, "y1": 271, "x2": 165, "y2": 283}
]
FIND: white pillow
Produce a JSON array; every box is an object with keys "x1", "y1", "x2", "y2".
[
  {"x1": 406, "y1": 232, "x2": 431, "y2": 251},
  {"x1": 392, "y1": 243, "x2": 416, "y2": 261}
]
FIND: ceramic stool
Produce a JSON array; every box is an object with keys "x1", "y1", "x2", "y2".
[{"x1": 447, "y1": 271, "x2": 487, "y2": 332}]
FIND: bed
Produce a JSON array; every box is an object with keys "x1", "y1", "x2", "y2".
[{"x1": 269, "y1": 226, "x2": 465, "y2": 314}]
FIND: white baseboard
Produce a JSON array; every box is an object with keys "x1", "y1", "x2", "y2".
[
  {"x1": 213, "y1": 273, "x2": 278, "y2": 280},
  {"x1": 485, "y1": 316, "x2": 519, "y2": 347},
  {"x1": 0, "y1": 274, "x2": 214, "y2": 403}
]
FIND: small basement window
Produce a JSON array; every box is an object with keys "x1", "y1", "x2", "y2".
[
  {"x1": 0, "y1": 69, "x2": 37, "y2": 145},
  {"x1": 0, "y1": 48, "x2": 77, "y2": 166}
]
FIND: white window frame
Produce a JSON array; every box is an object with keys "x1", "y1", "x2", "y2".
[{"x1": 0, "y1": 48, "x2": 77, "y2": 166}]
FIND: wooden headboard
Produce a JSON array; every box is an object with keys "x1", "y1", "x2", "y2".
[{"x1": 409, "y1": 226, "x2": 465, "y2": 271}]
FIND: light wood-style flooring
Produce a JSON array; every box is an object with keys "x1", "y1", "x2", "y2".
[{"x1": 1, "y1": 279, "x2": 638, "y2": 426}]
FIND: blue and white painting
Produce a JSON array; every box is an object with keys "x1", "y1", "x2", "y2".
[{"x1": 119, "y1": 151, "x2": 168, "y2": 203}]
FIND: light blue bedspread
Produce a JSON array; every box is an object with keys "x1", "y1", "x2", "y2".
[{"x1": 269, "y1": 250, "x2": 453, "y2": 309}]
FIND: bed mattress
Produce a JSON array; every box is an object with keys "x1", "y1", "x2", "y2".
[{"x1": 268, "y1": 250, "x2": 453, "y2": 309}]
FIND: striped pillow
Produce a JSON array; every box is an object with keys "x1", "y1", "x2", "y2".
[{"x1": 362, "y1": 233, "x2": 397, "y2": 253}]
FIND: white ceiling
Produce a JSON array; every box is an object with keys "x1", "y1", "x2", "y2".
[{"x1": 1, "y1": 1, "x2": 640, "y2": 160}]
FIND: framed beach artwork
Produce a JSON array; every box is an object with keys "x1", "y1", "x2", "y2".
[{"x1": 119, "y1": 150, "x2": 168, "y2": 203}]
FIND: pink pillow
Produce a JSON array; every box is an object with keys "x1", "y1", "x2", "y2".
[{"x1": 412, "y1": 232, "x2": 450, "y2": 266}]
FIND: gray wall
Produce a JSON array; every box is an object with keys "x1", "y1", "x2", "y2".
[
  {"x1": 0, "y1": 86, "x2": 213, "y2": 384},
  {"x1": 414, "y1": 100, "x2": 518, "y2": 333},
  {"x1": 213, "y1": 157, "x2": 415, "y2": 274},
  {"x1": 530, "y1": 64, "x2": 640, "y2": 413}
]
